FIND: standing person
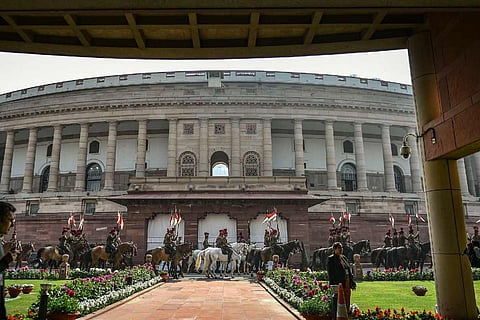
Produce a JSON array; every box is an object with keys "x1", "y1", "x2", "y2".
[
  {"x1": 327, "y1": 242, "x2": 356, "y2": 319},
  {"x1": 202, "y1": 232, "x2": 210, "y2": 249},
  {"x1": 0, "y1": 202, "x2": 17, "y2": 320}
]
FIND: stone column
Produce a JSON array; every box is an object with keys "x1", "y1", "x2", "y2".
[
  {"x1": 135, "y1": 120, "x2": 147, "y2": 178},
  {"x1": 74, "y1": 123, "x2": 89, "y2": 191},
  {"x1": 408, "y1": 126, "x2": 423, "y2": 193},
  {"x1": 263, "y1": 118, "x2": 273, "y2": 176},
  {"x1": 0, "y1": 131, "x2": 14, "y2": 193},
  {"x1": 353, "y1": 123, "x2": 368, "y2": 191},
  {"x1": 167, "y1": 118, "x2": 178, "y2": 177},
  {"x1": 22, "y1": 127, "x2": 38, "y2": 193},
  {"x1": 47, "y1": 125, "x2": 63, "y2": 192},
  {"x1": 199, "y1": 118, "x2": 209, "y2": 176},
  {"x1": 294, "y1": 119, "x2": 304, "y2": 176},
  {"x1": 408, "y1": 30, "x2": 477, "y2": 318},
  {"x1": 231, "y1": 118, "x2": 241, "y2": 176},
  {"x1": 474, "y1": 152, "x2": 480, "y2": 196},
  {"x1": 103, "y1": 121, "x2": 117, "y2": 190},
  {"x1": 381, "y1": 124, "x2": 396, "y2": 192},
  {"x1": 325, "y1": 121, "x2": 337, "y2": 190},
  {"x1": 457, "y1": 158, "x2": 470, "y2": 196}
]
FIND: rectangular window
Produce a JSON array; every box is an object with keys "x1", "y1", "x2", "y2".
[
  {"x1": 82, "y1": 200, "x2": 97, "y2": 215},
  {"x1": 26, "y1": 200, "x2": 39, "y2": 216},
  {"x1": 246, "y1": 123, "x2": 256, "y2": 134},
  {"x1": 56, "y1": 83, "x2": 63, "y2": 88},
  {"x1": 119, "y1": 75, "x2": 128, "y2": 81},
  {"x1": 214, "y1": 124, "x2": 225, "y2": 134},
  {"x1": 97, "y1": 77, "x2": 105, "y2": 83},
  {"x1": 76, "y1": 80, "x2": 83, "y2": 86},
  {"x1": 346, "y1": 202, "x2": 358, "y2": 216},
  {"x1": 266, "y1": 72, "x2": 275, "y2": 77},
  {"x1": 183, "y1": 123, "x2": 194, "y2": 135},
  {"x1": 405, "y1": 203, "x2": 415, "y2": 215}
]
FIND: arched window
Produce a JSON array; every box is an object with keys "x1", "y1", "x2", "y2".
[
  {"x1": 343, "y1": 140, "x2": 354, "y2": 153},
  {"x1": 179, "y1": 152, "x2": 197, "y2": 176},
  {"x1": 341, "y1": 163, "x2": 357, "y2": 191},
  {"x1": 40, "y1": 166, "x2": 50, "y2": 192},
  {"x1": 46, "y1": 144, "x2": 53, "y2": 157},
  {"x1": 86, "y1": 163, "x2": 102, "y2": 191},
  {"x1": 243, "y1": 151, "x2": 260, "y2": 176},
  {"x1": 394, "y1": 165, "x2": 405, "y2": 193},
  {"x1": 89, "y1": 141, "x2": 100, "y2": 154},
  {"x1": 391, "y1": 143, "x2": 398, "y2": 156}
]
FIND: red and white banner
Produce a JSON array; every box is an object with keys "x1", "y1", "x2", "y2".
[
  {"x1": 118, "y1": 216, "x2": 124, "y2": 230},
  {"x1": 407, "y1": 214, "x2": 411, "y2": 226},
  {"x1": 343, "y1": 211, "x2": 351, "y2": 223},
  {"x1": 170, "y1": 207, "x2": 182, "y2": 227},
  {"x1": 68, "y1": 212, "x2": 75, "y2": 227},
  {"x1": 389, "y1": 213, "x2": 395, "y2": 228},
  {"x1": 329, "y1": 213, "x2": 336, "y2": 225},
  {"x1": 415, "y1": 212, "x2": 426, "y2": 222},
  {"x1": 116, "y1": 211, "x2": 121, "y2": 224},
  {"x1": 262, "y1": 208, "x2": 277, "y2": 224},
  {"x1": 78, "y1": 215, "x2": 84, "y2": 230}
]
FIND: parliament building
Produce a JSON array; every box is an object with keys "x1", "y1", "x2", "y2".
[{"x1": 1, "y1": 70, "x2": 479, "y2": 263}]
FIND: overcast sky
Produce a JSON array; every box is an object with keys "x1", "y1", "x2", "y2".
[{"x1": 0, "y1": 49, "x2": 411, "y2": 95}]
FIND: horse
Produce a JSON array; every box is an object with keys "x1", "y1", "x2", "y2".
[
  {"x1": 408, "y1": 242, "x2": 431, "y2": 272},
  {"x1": 230, "y1": 242, "x2": 250, "y2": 273},
  {"x1": 68, "y1": 236, "x2": 90, "y2": 268},
  {"x1": 15, "y1": 242, "x2": 35, "y2": 269},
  {"x1": 186, "y1": 249, "x2": 202, "y2": 273},
  {"x1": 370, "y1": 247, "x2": 387, "y2": 268},
  {"x1": 259, "y1": 240, "x2": 302, "y2": 270},
  {"x1": 311, "y1": 244, "x2": 353, "y2": 270},
  {"x1": 90, "y1": 241, "x2": 137, "y2": 270},
  {"x1": 352, "y1": 240, "x2": 371, "y2": 256},
  {"x1": 33, "y1": 246, "x2": 63, "y2": 270},
  {"x1": 146, "y1": 243, "x2": 192, "y2": 278},
  {"x1": 195, "y1": 247, "x2": 239, "y2": 278}
]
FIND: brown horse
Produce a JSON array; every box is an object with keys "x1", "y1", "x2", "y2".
[
  {"x1": 259, "y1": 240, "x2": 302, "y2": 270},
  {"x1": 90, "y1": 242, "x2": 137, "y2": 270},
  {"x1": 68, "y1": 236, "x2": 90, "y2": 268},
  {"x1": 34, "y1": 246, "x2": 63, "y2": 270},
  {"x1": 15, "y1": 242, "x2": 35, "y2": 269},
  {"x1": 146, "y1": 243, "x2": 192, "y2": 278}
]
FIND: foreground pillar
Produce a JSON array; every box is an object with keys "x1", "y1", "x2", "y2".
[{"x1": 408, "y1": 31, "x2": 477, "y2": 319}]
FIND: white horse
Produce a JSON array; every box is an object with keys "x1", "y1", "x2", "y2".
[
  {"x1": 230, "y1": 242, "x2": 250, "y2": 273},
  {"x1": 187, "y1": 249, "x2": 202, "y2": 273},
  {"x1": 195, "y1": 247, "x2": 239, "y2": 278}
]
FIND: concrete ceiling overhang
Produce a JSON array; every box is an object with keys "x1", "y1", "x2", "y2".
[{"x1": 1, "y1": 1, "x2": 479, "y2": 59}]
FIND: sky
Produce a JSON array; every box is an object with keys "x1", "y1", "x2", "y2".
[{"x1": 0, "y1": 49, "x2": 412, "y2": 95}]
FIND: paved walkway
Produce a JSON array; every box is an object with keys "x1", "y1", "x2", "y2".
[{"x1": 80, "y1": 275, "x2": 302, "y2": 320}]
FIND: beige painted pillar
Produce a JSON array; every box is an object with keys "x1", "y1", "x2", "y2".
[
  {"x1": 408, "y1": 126, "x2": 423, "y2": 193},
  {"x1": 408, "y1": 31, "x2": 477, "y2": 319},
  {"x1": 22, "y1": 127, "x2": 38, "y2": 193},
  {"x1": 231, "y1": 118, "x2": 241, "y2": 176},
  {"x1": 47, "y1": 125, "x2": 62, "y2": 192},
  {"x1": 135, "y1": 120, "x2": 147, "y2": 178},
  {"x1": 381, "y1": 124, "x2": 396, "y2": 192},
  {"x1": 325, "y1": 121, "x2": 337, "y2": 190},
  {"x1": 74, "y1": 123, "x2": 89, "y2": 191},
  {"x1": 103, "y1": 121, "x2": 117, "y2": 190},
  {"x1": 294, "y1": 119, "x2": 304, "y2": 176},
  {"x1": 263, "y1": 118, "x2": 273, "y2": 176},
  {"x1": 0, "y1": 131, "x2": 14, "y2": 193},
  {"x1": 353, "y1": 123, "x2": 368, "y2": 191},
  {"x1": 167, "y1": 118, "x2": 178, "y2": 177},
  {"x1": 199, "y1": 118, "x2": 209, "y2": 176}
]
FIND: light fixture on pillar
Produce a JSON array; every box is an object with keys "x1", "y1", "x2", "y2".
[{"x1": 400, "y1": 128, "x2": 436, "y2": 160}]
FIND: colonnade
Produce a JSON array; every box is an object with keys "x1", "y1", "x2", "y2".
[{"x1": 0, "y1": 117, "x2": 436, "y2": 194}]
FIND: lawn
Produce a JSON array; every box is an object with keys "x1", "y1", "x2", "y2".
[
  {"x1": 352, "y1": 280, "x2": 480, "y2": 312},
  {"x1": 5, "y1": 279, "x2": 68, "y2": 316}
]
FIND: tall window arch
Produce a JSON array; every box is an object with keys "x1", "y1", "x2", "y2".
[
  {"x1": 391, "y1": 143, "x2": 398, "y2": 156},
  {"x1": 343, "y1": 140, "x2": 354, "y2": 153},
  {"x1": 243, "y1": 151, "x2": 260, "y2": 176},
  {"x1": 394, "y1": 165, "x2": 405, "y2": 193},
  {"x1": 86, "y1": 163, "x2": 102, "y2": 191},
  {"x1": 179, "y1": 152, "x2": 197, "y2": 176},
  {"x1": 40, "y1": 166, "x2": 50, "y2": 192},
  {"x1": 341, "y1": 163, "x2": 357, "y2": 191},
  {"x1": 89, "y1": 141, "x2": 100, "y2": 154},
  {"x1": 46, "y1": 144, "x2": 53, "y2": 157},
  {"x1": 211, "y1": 151, "x2": 229, "y2": 176}
]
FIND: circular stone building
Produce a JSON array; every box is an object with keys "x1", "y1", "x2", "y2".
[{"x1": 1, "y1": 70, "x2": 479, "y2": 264}]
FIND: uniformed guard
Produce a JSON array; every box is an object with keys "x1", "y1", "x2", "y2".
[
  {"x1": 58, "y1": 226, "x2": 71, "y2": 256},
  {"x1": 398, "y1": 227, "x2": 407, "y2": 246},
  {"x1": 202, "y1": 232, "x2": 210, "y2": 249},
  {"x1": 237, "y1": 232, "x2": 246, "y2": 243},
  {"x1": 472, "y1": 226, "x2": 480, "y2": 242},
  {"x1": 392, "y1": 228, "x2": 399, "y2": 247},
  {"x1": 106, "y1": 227, "x2": 120, "y2": 261},
  {"x1": 407, "y1": 225, "x2": 420, "y2": 245},
  {"x1": 264, "y1": 229, "x2": 270, "y2": 247},
  {"x1": 328, "y1": 227, "x2": 335, "y2": 246},
  {"x1": 217, "y1": 229, "x2": 233, "y2": 264},
  {"x1": 164, "y1": 227, "x2": 177, "y2": 260},
  {"x1": 383, "y1": 229, "x2": 392, "y2": 248}
]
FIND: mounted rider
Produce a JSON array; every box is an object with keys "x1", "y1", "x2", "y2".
[
  {"x1": 340, "y1": 226, "x2": 350, "y2": 245},
  {"x1": 237, "y1": 232, "x2": 246, "y2": 243},
  {"x1": 164, "y1": 227, "x2": 177, "y2": 260},
  {"x1": 398, "y1": 227, "x2": 407, "y2": 246},
  {"x1": 471, "y1": 226, "x2": 480, "y2": 242},
  {"x1": 58, "y1": 226, "x2": 71, "y2": 256},
  {"x1": 383, "y1": 229, "x2": 392, "y2": 248},
  {"x1": 106, "y1": 227, "x2": 120, "y2": 261},
  {"x1": 216, "y1": 229, "x2": 233, "y2": 264},
  {"x1": 407, "y1": 225, "x2": 421, "y2": 253},
  {"x1": 263, "y1": 229, "x2": 270, "y2": 247},
  {"x1": 328, "y1": 227, "x2": 335, "y2": 246},
  {"x1": 392, "y1": 228, "x2": 399, "y2": 247},
  {"x1": 202, "y1": 232, "x2": 210, "y2": 249}
]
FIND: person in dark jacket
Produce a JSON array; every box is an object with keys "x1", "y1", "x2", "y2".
[
  {"x1": 0, "y1": 202, "x2": 17, "y2": 320},
  {"x1": 327, "y1": 242, "x2": 356, "y2": 319}
]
